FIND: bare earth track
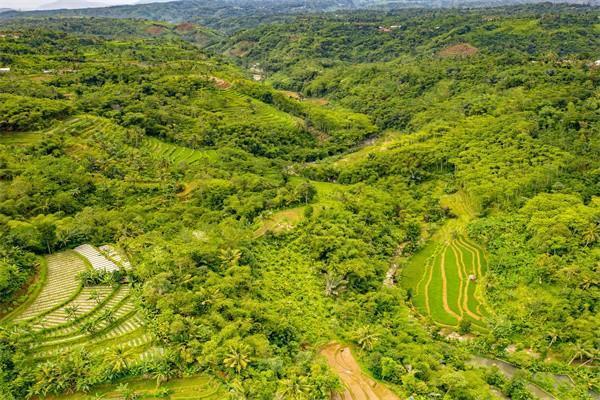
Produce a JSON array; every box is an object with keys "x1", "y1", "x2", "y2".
[{"x1": 321, "y1": 343, "x2": 400, "y2": 400}]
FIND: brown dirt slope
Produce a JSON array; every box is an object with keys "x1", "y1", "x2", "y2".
[
  {"x1": 321, "y1": 343, "x2": 401, "y2": 400},
  {"x1": 439, "y1": 43, "x2": 479, "y2": 58}
]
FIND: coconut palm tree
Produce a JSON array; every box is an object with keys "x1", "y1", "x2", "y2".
[
  {"x1": 223, "y1": 344, "x2": 250, "y2": 374},
  {"x1": 152, "y1": 361, "x2": 172, "y2": 389},
  {"x1": 219, "y1": 248, "x2": 241, "y2": 268},
  {"x1": 569, "y1": 342, "x2": 594, "y2": 365},
  {"x1": 64, "y1": 305, "x2": 79, "y2": 322},
  {"x1": 80, "y1": 320, "x2": 97, "y2": 335},
  {"x1": 582, "y1": 223, "x2": 599, "y2": 246},
  {"x1": 228, "y1": 379, "x2": 251, "y2": 400},
  {"x1": 105, "y1": 346, "x2": 133, "y2": 374},
  {"x1": 546, "y1": 328, "x2": 560, "y2": 348},
  {"x1": 324, "y1": 272, "x2": 347, "y2": 297},
  {"x1": 275, "y1": 376, "x2": 313, "y2": 400},
  {"x1": 355, "y1": 326, "x2": 379, "y2": 351},
  {"x1": 88, "y1": 289, "x2": 102, "y2": 304}
]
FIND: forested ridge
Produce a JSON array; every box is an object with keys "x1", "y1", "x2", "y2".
[{"x1": 0, "y1": 3, "x2": 598, "y2": 400}]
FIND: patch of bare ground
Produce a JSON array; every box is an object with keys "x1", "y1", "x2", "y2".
[
  {"x1": 307, "y1": 126, "x2": 330, "y2": 144},
  {"x1": 321, "y1": 343, "x2": 400, "y2": 400},
  {"x1": 175, "y1": 22, "x2": 195, "y2": 32},
  {"x1": 227, "y1": 40, "x2": 255, "y2": 57},
  {"x1": 439, "y1": 43, "x2": 479, "y2": 58},
  {"x1": 306, "y1": 97, "x2": 329, "y2": 106},
  {"x1": 210, "y1": 76, "x2": 231, "y2": 89},
  {"x1": 146, "y1": 25, "x2": 167, "y2": 36},
  {"x1": 281, "y1": 90, "x2": 304, "y2": 100}
]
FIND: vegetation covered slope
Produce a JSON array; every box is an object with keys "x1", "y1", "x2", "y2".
[{"x1": 0, "y1": 5, "x2": 598, "y2": 400}]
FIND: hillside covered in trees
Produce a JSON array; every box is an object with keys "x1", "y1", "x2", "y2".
[{"x1": 0, "y1": 3, "x2": 598, "y2": 400}]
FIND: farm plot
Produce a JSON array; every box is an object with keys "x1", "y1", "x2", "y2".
[
  {"x1": 99, "y1": 244, "x2": 131, "y2": 269},
  {"x1": 146, "y1": 137, "x2": 219, "y2": 166},
  {"x1": 41, "y1": 375, "x2": 225, "y2": 400},
  {"x1": 6, "y1": 245, "x2": 152, "y2": 367},
  {"x1": 403, "y1": 237, "x2": 489, "y2": 330},
  {"x1": 196, "y1": 87, "x2": 304, "y2": 132},
  {"x1": 29, "y1": 281, "x2": 152, "y2": 362},
  {"x1": 74, "y1": 244, "x2": 120, "y2": 272},
  {"x1": 11, "y1": 251, "x2": 87, "y2": 322},
  {"x1": 31, "y1": 286, "x2": 114, "y2": 330}
]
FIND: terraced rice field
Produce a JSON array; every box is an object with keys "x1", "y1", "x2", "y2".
[
  {"x1": 198, "y1": 87, "x2": 304, "y2": 131},
  {"x1": 403, "y1": 237, "x2": 489, "y2": 330},
  {"x1": 6, "y1": 245, "x2": 153, "y2": 365},
  {"x1": 0, "y1": 116, "x2": 121, "y2": 147},
  {"x1": 42, "y1": 375, "x2": 225, "y2": 400},
  {"x1": 146, "y1": 137, "x2": 219, "y2": 166},
  {"x1": 74, "y1": 244, "x2": 120, "y2": 272},
  {"x1": 11, "y1": 251, "x2": 87, "y2": 322},
  {"x1": 99, "y1": 244, "x2": 131, "y2": 269}
]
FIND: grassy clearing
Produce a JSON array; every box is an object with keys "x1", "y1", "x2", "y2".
[
  {"x1": 0, "y1": 132, "x2": 43, "y2": 145},
  {"x1": 40, "y1": 375, "x2": 225, "y2": 400},
  {"x1": 254, "y1": 206, "x2": 305, "y2": 237}
]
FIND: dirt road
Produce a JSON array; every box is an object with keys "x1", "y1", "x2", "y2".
[{"x1": 321, "y1": 343, "x2": 401, "y2": 400}]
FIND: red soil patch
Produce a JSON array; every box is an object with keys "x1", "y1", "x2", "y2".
[
  {"x1": 439, "y1": 43, "x2": 479, "y2": 58},
  {"x1": 210, "y1": 76, "x2": 231, "y2": 89},
  {"x1": 175, "y1": 22, "x2": 195, "y2": 32},
  {"x1": 146, "y1": 25, "x2": 167, "y2": 36}
]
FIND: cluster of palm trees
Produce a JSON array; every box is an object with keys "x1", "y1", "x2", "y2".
[{"x1": 24, "y1": 345, "x2": 180, "y2": 398}]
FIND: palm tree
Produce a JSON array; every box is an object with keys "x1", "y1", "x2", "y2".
[
  {"x1": 228, "y1": 379, "x2": 251, "y2": 400},
  {"x1": 105, "y1": 346, "x2": 133, "y2": 374},
  {"x1": 582, "y1": 223, "x2": 599, "y2": 246},
  {"x1": 64, "y1": 305, "x2": 80, "y2": 322},
  {"x1": 275, "y1": 376, "x2": 313, "y2": 400},
  {"x1": 355, "y1": 326, "x2": 379, "y2": 351},
  {"x1": 569, "y1": 342, "x2": 594, "y2": 365},
  {"x1": 80, "y1": 320, "x2": 97, "y2": 335},
  {"x1": 324, "y1": 272, "x2": 347, "y2": 297},
  {"x1": 546, "y1": 328, "x2": 560, "y2": 348},
  {"x1": 219, "y1": 248, "x2": 241, "y2": 268},
  {"x1": 223, "y1": 344, "x2": 250, "y2": 374},
  {"x1": 116, "y1": 383, "x2": 139, "y2": 400},
  {"x1": 102, "y1": 309, "x2": 116, "y2": 325},
  {"x1": 152, "y1": 361, "x2": 172, "y2": 389},
  {"x1": 88, "y1": 290, "x2": 102, "y2": 304}
]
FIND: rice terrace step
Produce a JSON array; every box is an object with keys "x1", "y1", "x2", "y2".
[{"x1": 3, "y1": 245, "x2": 152, "y2": 369}]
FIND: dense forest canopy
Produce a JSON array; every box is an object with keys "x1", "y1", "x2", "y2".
[{"x1": 0, "y1": 2, "x2": 598, "y2": 400}]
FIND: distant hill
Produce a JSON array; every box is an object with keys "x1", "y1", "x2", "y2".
[
  {"x1": 0, "y1": 8, "x2": 13, "y2": 13},
  {"x1": 0, "y1": 0, "x2": 358, "y2": 32},
  {"x1": 37, "y1": 0, "x2": 108, "y2": 10},
  {"x1": 0, "y1": 0, "x2": 599, "y2": 31},
  {"x1": 135, "y1": 0, "x2": 174, "y2": 4}
]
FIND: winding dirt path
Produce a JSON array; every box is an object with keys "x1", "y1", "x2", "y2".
[{"x1": 321, "y1": 344, "x2": 400, "y2": 400}]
